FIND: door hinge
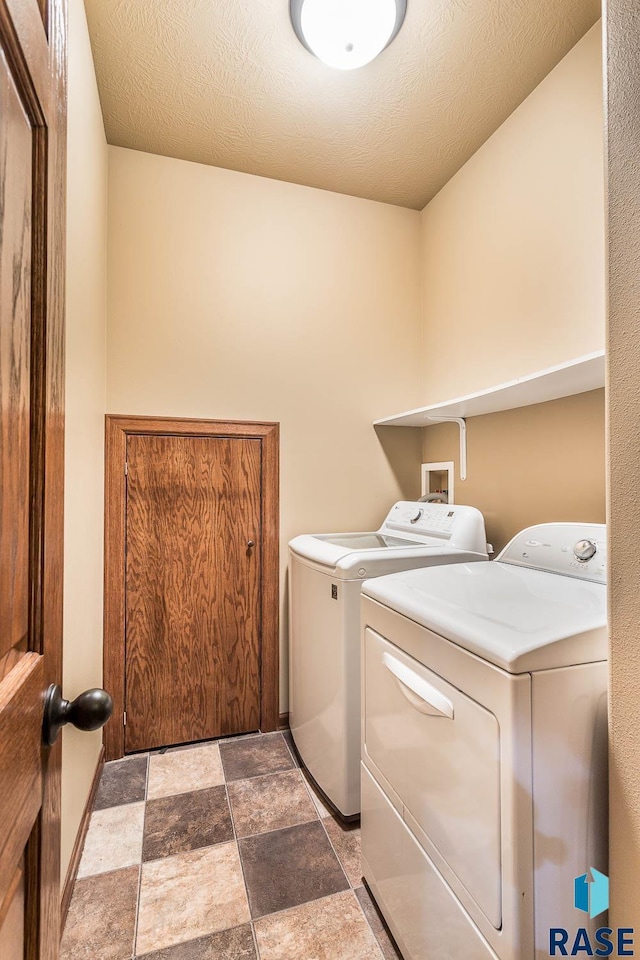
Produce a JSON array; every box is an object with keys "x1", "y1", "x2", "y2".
[
  {"x1": 124, "y1": 461, "x2": 128, "y2": 476},
  {"x1": 123, "y1": 711, "x2": 127, "y2": 726}
]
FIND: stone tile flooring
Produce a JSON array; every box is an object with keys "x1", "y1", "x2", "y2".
[{"x1": 61, "y1": 731, "x2": 402, "y2": 960}]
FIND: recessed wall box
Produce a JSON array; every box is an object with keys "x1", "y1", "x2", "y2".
[{"x1": 421, "y1": 461, "x2": 454, "y2": 504}]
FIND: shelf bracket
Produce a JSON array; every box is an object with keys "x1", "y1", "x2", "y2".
[{"x1": 425, "y1": 417, "x2": 467, "y2": 481}]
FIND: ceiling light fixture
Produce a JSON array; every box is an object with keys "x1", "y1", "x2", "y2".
[{"x1": 290, "y1": 0, "x2": 407, "y2": 71}]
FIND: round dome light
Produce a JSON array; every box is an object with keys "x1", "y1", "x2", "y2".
[{"x1": 290, "y1": 0, "x2": 407, "y2": 71}]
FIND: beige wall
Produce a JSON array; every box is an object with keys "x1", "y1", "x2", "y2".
[
  {"x1": 605, "y1": 0, "x2": 640, "y2": 926},
  {"x1": 61, "y1": 0, "x2": 108, "y2": 882},
  {"x1": 106, "y1": 147, "x2": 424, "y2": 710},
  {"x1": 423, "y1": 389, "x2": 606, "y2": 555},
  {"x1": 420, "y1": 23, "x2": 604, "y2": 404}
]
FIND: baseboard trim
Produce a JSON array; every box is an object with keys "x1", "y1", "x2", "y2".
[
  {"x1": 278, "y1": 711, "x2": 289, "y2": 730},
  {"x1": 60, "y1": 745, "x2": 105, "y2": 930}
]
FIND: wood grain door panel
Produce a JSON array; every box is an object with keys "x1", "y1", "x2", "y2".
[
  {"x1": 0, "y1": 858, "x2": 25, "y2": 960},
  {"x1": 0, "y1": 47, "x2": 32, "y2": 664},
  {"x1": 125, "y1": 435, "x2": 262, "y2": 751},
  {"x1": 0, "y1": 656, "x2": 45, "y2": 900},
  {"x1": 0, "y1": 0, "x2": 67, "y2": 954}
]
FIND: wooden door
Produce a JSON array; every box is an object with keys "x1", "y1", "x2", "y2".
[
  {"x1": 0, "y1": 0, "x2": 67, "y2": 957},
  {"x1": 124, "y1": 434, "x2": 263, "y2": 752}
]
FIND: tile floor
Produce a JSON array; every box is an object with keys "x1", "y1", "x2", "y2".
[{"x1": 61, "y1": 731, "x2": 401, "y2": 960}]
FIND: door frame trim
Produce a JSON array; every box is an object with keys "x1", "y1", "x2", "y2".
[{"x1": 103, "y1": 415, "x2": 280, "y2": 761}]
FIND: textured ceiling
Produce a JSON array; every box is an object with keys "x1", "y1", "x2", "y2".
[{"x1": 84, "y1": 0, "x2": 601, "y2": 210}]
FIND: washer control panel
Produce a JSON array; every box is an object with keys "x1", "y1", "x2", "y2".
[
  {"x1": 381, "y1": 502, "x2": 488, "y2": 556},
  {"x1": 500, "y1": 523, "x2": 607, "y2": 582},
  {"x1": 384, "y1": 501, "x2": 459, "y2": 537}
]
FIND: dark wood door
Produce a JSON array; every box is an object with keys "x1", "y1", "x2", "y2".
[
  {"x1": 124, "y1": 434, "x2": 262, "y2": 752},
  {"x1": 0, "y1": 0, "x2": 67, "y2": 957}
]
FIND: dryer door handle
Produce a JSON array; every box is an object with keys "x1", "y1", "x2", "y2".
[{"x1": 383, "y1": 653, "x2": 454, "y2": 719}]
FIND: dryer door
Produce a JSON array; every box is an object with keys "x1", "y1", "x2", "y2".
[{"x1": 363, "y1": 627, "x2": 502, "y2": 928}]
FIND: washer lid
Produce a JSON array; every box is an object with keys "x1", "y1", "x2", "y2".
[
  {"x1": 288, "y1": 532, "x2": 450, "y2": 573},
  {"x1": 317, "y1": 533, "x2": 425, "y2": 550},
  {"x1": 363, "y1": 561, "x2": 607, "y2": 673}
]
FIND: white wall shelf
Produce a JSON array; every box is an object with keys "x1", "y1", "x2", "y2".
[{"x1": 374, "y1": 351, "x2": 605, "y2": 428}]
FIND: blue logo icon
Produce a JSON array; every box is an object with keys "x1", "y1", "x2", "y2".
[
  {"x1": 574, "y1": 868, "x2": 609, "y2": 919},
  {"x1": 550, "y1": 870, "x2": 632, "y2": 955}
]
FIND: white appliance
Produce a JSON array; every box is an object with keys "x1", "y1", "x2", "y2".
[
  {"x1": 360, "y1": 523, "x2": 608, "y2": 960},
  {"x1": 289, "y1": 501, "x2": 488, "y2": 818}
]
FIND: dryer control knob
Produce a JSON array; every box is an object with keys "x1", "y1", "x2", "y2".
[
  {"x1": 573, "y1": 539, "x2": 597, "y2": 562},
  {"x1": 409, "y1": 509, "x2": 423, "y2": 524}
]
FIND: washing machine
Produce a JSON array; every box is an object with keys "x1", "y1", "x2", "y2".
[
  {"x1": 288, "y1": 501, "x2": 489, "y2": 818},
  {"x1": 360, "y1": 522, "x2": 608, "y2": 960}
]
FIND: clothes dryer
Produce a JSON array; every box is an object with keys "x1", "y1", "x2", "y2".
[{"x1": 361, "y1": 523, "x2": 608, "y2": 960}]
